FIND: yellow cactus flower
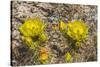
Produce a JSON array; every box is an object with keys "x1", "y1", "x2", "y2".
[
  {"x1": 59, "y1": 20, "x2": 67, "y2": 31},
  {"x1": 39, "y1": 33, "x2": 47, "y2": 42},
  {"x1": 19, "y1": 17, "x2": 47, "y2": 49},
  {"x1": 22, "y1": 36, "x2": 33, "y2": 46},
  {"x1": 22, "y1": 36, "x2": 40, "y2": 49},
  {"x1": 67, "y1": 20, "x2": 88, "y2": 46},
  {"x1": 39, "y1": 47, "x2": 48, "y2": 64},
  {"x1": 19, "y1": 17, "x2": 45, "y2": 37},
  {"x1": 40, "y1": 53, "x2": 48, "y2": 61},
  {"x1": 65, "y1": 52, "x2": 72, "y2": 62}
]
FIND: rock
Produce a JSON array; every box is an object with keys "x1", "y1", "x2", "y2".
[
  {"x1": 12, "y1": 40, "x2": 20, "y2": 48},
  {"x1": 12, "y1": 30, "x2": 21, "y2": 40},
  {"x1": 52, "y1": 34, "x2": 59, "y2": 39},
  {"x1": 50, "y1": 42, "x2": 54, "y2": 45},
  {"x1": 52, "y1": 39, "x2": 56, "y2": 42}
]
